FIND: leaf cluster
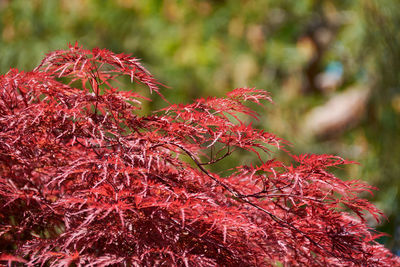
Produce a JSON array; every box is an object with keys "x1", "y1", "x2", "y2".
[{"x1": 0, "y1": 44, "x2": 399, "y2": 266}]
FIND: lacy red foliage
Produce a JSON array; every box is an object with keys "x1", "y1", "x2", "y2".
[{"x1": 0, "y1": 43, "x2": 399, "y2": 266}]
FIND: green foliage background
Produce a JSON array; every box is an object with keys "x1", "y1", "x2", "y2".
[{"x1": 1, "y1": 0, "x2": 399, "y2": 253}]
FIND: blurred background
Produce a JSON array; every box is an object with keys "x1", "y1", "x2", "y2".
[{"x1": 1, "y1": 0, "x2": 399, "y2": 254}]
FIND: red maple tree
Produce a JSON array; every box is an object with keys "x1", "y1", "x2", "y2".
[{"x1": 0, "y1": 44, "x2": 399, "y2": 266}]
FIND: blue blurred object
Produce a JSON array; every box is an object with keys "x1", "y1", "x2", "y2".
[
  {"x1": 325, "y1": 61, "x2": 343, "y2": 77},
  {"x1": 316, "y1": 61, "x2": 343, "y2": 90}
]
